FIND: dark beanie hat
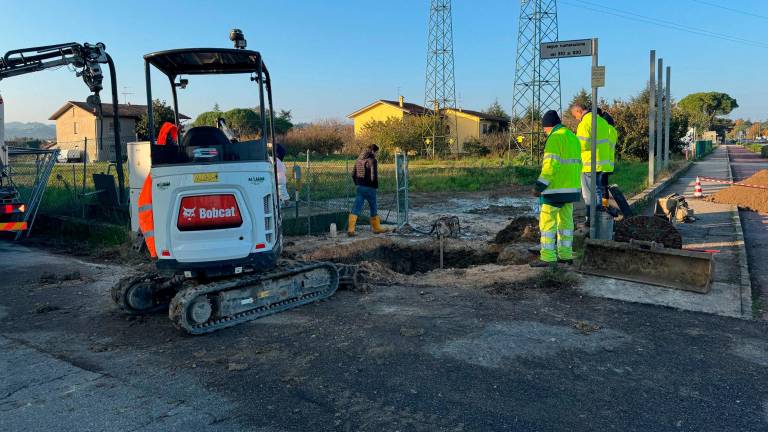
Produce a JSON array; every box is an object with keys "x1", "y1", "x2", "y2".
[
  {"x1": 541, "y1": 110, "x2": 561, "y2": 128},
  {"x1": 603, "y1": 112, "x2": 615, "y2": 127}
]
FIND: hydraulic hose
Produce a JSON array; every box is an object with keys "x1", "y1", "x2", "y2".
[{"x1": 106, "y1": 53, "x2": 125, "y2": 206}]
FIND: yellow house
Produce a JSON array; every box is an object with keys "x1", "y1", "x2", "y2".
[
  {"x1": 347, "y1": 96, "x2": 509, "y2": 153},
  {"x1": 49, "y1": 101, "x2": 189, "y2": 162},
  {"x1": 347, "y1": 96, "x2": 432, "y2": 136},
  {"x1": 442, "y1": 108, "x2": 509, "y2": 152}
]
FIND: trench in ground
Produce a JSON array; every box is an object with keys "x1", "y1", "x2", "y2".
[{"x1": 308, "y1": 238, "x2": 501, "y2": 275}]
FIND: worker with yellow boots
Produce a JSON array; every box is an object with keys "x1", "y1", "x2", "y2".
[
  {"x1": 348, "y1": 144, "x2": 388, "y2": 236},
  {"x1": 530, "y1": 110, "x2": 583, "y2": 267}
]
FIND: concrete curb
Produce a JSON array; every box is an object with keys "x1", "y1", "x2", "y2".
[
  {"x1": 626, "y1": 161, "x2": 694, "y2": 212},
  {"x1": 725, "y1": 147, "x2": 754, "y2": 318}
]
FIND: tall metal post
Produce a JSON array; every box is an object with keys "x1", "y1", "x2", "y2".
[
  {"x1": 648, "y1": 50, "x2": 656, "y2": 185},
  {"x1": 664, "y1": 66, "x2": 671, "y2": 167},
  {"x1": 589, "y1": 38, "x2": 599, "y2": 240},
  {"x1": 656, "y1": 58, "x2": 664, "y2": 170},
  {"x1": 424, "y1": 0, "x2": 458, "y2": 156},
  {"x1": 511, "y1": 0, "x2": 561, "y2": 163}
]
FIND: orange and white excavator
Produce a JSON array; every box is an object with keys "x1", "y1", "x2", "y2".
[{"x1": 112, "y1": 31, "x2": 340, "y2": 334}]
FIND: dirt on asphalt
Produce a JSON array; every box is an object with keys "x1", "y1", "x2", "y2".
[{"x1": 707, "y1": 169, "x2": 768, "y2": 213}]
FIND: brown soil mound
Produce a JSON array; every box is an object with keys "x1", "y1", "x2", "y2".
[
  {"x1": 707, "y1": 169, "x2": 768, "y2": 213},
  {"x1": 492, "y1": 216, "x2": 540, "y2": 244}
]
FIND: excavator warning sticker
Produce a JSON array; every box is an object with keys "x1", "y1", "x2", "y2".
[{"x1": 193, "y1": 172, "x2": 219, "y2": 183}]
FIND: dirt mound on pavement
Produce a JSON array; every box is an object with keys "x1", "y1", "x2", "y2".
[
  {"x1": 492, "y1": 216, "x2": 540, "y2": 244},
  {"x1": 707, "y1": 169, "x2": 768, "y2": 213}
]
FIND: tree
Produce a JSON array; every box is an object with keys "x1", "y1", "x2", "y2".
[
  {"x1": 678, "y1": 92, "x2": 738, "y2": 130},
  {"x1": 191, "y1": 106, "x2": 295, "y2": 138},
  {"x1": 135, "y1": 99, "x2": 176, "y2": 140},
  {"x1": 606, "y1": 87, "x2": 688, "y2": 159},
  {"x1": 272, "y1": 110, "x2": 294, "y2": 135},
  {"x1": 483, "y1": 100, "x2": 510, "y2": 121},
  {"x1": 192, "y1": 111, "x2": 221, "y2": 128},
  {"x1": 357, "y1": 116, "x2": 431, "y2": 157},
  {"x1": 283, "y1": 120, "x2": 352, "y2": 155}
]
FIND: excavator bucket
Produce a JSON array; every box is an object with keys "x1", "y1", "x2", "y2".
[{"x1": 578, "y1": 238, "x2": 714, "y2": 293}]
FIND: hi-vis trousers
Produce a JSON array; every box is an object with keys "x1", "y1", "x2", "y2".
[{"x1": 539, "y1": 202, "x2": 574, "y2": 262}]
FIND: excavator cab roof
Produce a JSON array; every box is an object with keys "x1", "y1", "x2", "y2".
[{"x1": 144, "y1": 48, "x2": 265, "y2": 77}]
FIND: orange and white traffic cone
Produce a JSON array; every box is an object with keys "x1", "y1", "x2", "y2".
[{"x1": 693, "y1": 176, "x2": 703, "y2": 198}]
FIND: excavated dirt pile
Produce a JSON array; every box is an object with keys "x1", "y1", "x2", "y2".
[
  {"x1": 492, "y1": 216, "x2": 540, "y2": 244},
  {"x1": 489, "y1": 216, "x2": 540, "y2": 265},
  {"x1": 706, "y1": 169, "x2": 768, "y2": 213}
]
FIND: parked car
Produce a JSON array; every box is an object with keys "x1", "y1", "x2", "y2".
[{"x1": 56, "y1": 149, "x2": 83, "y2": 163}]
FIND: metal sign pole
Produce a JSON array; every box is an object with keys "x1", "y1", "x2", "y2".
[
  {"x1": 664, "y1": 66, "x2": 671, "y2": 167},
  {"x1": 589, "y1": 38, "x2": 599, "y2": 240},
  {"x1": 656, "y1": 58, "x2": 664, "y2": 170},
  {"x1": 648, "y1": 50, "x2": 656, "y2": 185}
]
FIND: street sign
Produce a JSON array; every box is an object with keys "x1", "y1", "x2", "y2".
[
  {"x1": 540, "y1": 39, "x2": 592, "y2": 59},
  {"x1": 591, "y1": 66, "x2": 605, "y2": 88}
]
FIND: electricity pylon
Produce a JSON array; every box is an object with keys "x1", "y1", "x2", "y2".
[
  {"x1": 511, "y1": 0, "x2": 561, "y2": 162},
  {"x1": 424, "y1": 0, "x2": 458, "y2": 156}
]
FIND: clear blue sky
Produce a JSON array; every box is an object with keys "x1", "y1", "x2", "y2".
[{"x1": 1, "y1": 0, "x2": 765, "y2": 124}]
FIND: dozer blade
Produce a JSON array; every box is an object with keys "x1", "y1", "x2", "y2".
[{"x1": 578, "y1": 239, "x2": 714, "y2": 293}]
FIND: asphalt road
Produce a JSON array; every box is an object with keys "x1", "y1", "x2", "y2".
[
  {"x1": 728, "y1": 145, "x2": 768, "y2": 319},
  {"x1": 1, "y1": 242, "x2": 767, "y2": 431}
]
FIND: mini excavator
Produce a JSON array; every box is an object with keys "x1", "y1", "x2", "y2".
[{"x1": 112, "y1": 31, "x2": 340, "y2": 334}]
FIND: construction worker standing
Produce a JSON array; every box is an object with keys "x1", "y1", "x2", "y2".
[
  {"x1": 348, "y1": 144, "x2": 388, "y2": 236},
  {"x1": 530, "y1": 110, "x2": 582, "y2": 267},
  {"x1": 600, "y1": 111, "x2": 618, "y2": 199},
  {"x1": 569, "y1": 101, "x2": 613, "y2": 225}
]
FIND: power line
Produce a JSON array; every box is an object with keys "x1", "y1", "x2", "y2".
[
  {"x1": 691, "y1": 0, "x2": 768, "y2": 21},
  {"x1": 560, "y1": 0, "x2": 768, "y2": 49}
]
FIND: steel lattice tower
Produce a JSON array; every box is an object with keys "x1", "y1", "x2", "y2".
[
  {"x1": 511, "y1": 0, "x2": 561, "y2": 161},
  {"x1": 424, "y1": 0, "x2": 458, "y2": 156}
]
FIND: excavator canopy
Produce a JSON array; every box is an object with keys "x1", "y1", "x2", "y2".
[{"x1": 144, "y1": 48, "x2": 266, "y2": 76}]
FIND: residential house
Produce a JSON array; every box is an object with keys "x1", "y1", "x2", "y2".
[
  {"x1": 347, "y1": 97, "x2": 509, "y2": 153},
  {"x1": 347, "y1": 96, "x2": 432, "y2": 136},
  {"x1": 49, "y1": 102, "x2": 189, "y2": 162},
  {"x1": 442, "y1": 108, "x2": 509, "y2": 152}
]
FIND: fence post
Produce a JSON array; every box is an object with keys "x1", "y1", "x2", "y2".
[
  {"x1": 306, "y1": 150, "x2": 311, "y2": 235},
  {"x1": 345, "y1": 159, "x2": 350, "y2": 210}
]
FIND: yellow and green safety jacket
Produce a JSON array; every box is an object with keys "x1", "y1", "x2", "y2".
[
  {"x1": 535, "y1": 124, "x2": 582, "y2": 205},
  {"x1": 577, "y1": 112, "x2": 614, "y2": 173},
  {"x1": 607, "y1": 121, "x2": 618, "y2": 163}
]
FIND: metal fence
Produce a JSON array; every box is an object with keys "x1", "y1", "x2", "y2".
[
  {"x1": 10, "y1": 147, "x2": 532, "y2": 235},
  {"x1": 280, "y1": 154, "x2": 400, "y2": 235},
  {"x1": 9, "y1": 149, "x2": 402, "y2": 233}
]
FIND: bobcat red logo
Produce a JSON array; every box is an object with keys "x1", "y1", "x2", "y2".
[{"x1": 177, "y1": 195, "x2": 242, "y2": 231}]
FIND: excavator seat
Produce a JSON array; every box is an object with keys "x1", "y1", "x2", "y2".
[{"x1": 151, "y1": 126, "x2": 268, "y2": 165}]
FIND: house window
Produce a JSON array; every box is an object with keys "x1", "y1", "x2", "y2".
[
  {"x1": 482, "y1": 123, "x2": 488, "y2": 134},
  {"x1": 74, "y1": 122, "x2": 78, "y2": 134}
]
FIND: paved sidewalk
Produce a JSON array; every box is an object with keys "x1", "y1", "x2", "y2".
[{"x1": 579, "y1": 145, "x2": 753, "y2": 318}]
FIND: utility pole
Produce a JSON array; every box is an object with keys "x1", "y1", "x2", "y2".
[
  {"x1": 511, "y1": 0, "x2": 561, "y2": 163},
  {"x1": 664, "y1": 66, "x2": 671, "y2": 167},
  {"x1": 648, "y1": 50, "x2": 656, "y2": 185},
  {"x1": 656, "y1": 58, "x2": 663, "y2": 170}
]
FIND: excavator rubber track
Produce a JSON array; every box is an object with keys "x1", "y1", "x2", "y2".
[{"x1": 168, "y1": 260, "x2": 339, "y2": 335}]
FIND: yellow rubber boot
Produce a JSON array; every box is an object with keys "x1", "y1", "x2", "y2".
[
  {"x1": 370, "y1": 215, "x2": 388, "y2": 234},
  {"x1": 347, "y1": 214, "x2": 358, "y2": 237}
]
